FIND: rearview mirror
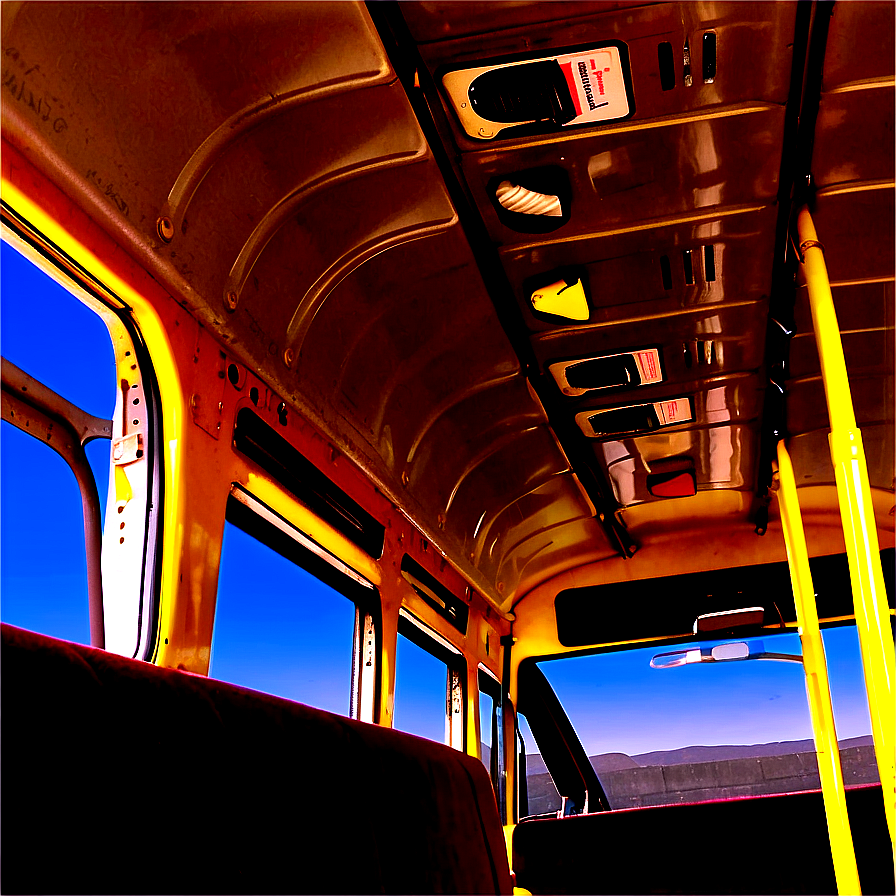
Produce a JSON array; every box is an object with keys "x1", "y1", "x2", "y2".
[{"x1": 650, "y1": 639, "x2": 802, "y2": 669}]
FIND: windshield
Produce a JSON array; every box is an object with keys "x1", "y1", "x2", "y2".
[{"x1": 520, "y1": 624, "x2": 878, "y2": 813}]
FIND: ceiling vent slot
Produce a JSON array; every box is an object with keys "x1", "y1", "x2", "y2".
[
  {"x1": 567, "y1": 356, "x2": 639, "y2": 390},
  {"x1": 660, "y1": 254, "x2": 673, "y2": 290},
  {"x1": 685, "y1": 339, "x2": 717, "y2": 366},
  {"x1": 702, "y1": 32, "x2": 717, "y2": 83},
  {"x1": 400, "y1": 555, "x2": 469, "y2": 635},
  {"x1": 704, "y1": 244, "x2": 716, "y2": 281},
  {"x1": 683, "y1": 249, "x2": 695, "y2": 284},
  {"x1": 658, "y1": 42, "x2": 675, "y2": 90},
  {"x1": 550, "y1": 349, "x2": 663, "y2": 396},
  {"x1": 587, "y1": 404, "x2": 660, "y2": 436},
  {"x1": 233, "y1": 408, "x2": 385, "y2": 558},
  {"x1": 576, "y1": 397, "x2": 693, "y2": 437}
]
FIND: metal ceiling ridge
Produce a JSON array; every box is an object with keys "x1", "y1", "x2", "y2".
[
  {"x1": 827, "y1": 276, "x2": 895, "y2": 288},
  {"x1": 617, "y1": 414, "x2": 761, "y2": 436},
  {"x1": 501, "y1": 204, "x2": 769, "y2": 254},
  {"x1": 162, "y1": 69, "x2": 398, "y2": 231},
  {"x1": 814, "y1": 180, "x2": 895, "y2": 198},
  {"x1": 826, "y1": 76, "x2": 896, "y2": 95},
  {"x1": 533, "y1": 298, "x2": 762, "y2": 339},
  {"x1": 792, "y1": 326, "x2": 892, "y2": 340},
  {"x1": 461, "y1": 102, "x2": 779, "y2": 155},
  {"x1": 784, "y1": 372, "x2": 887, "y2": 389},
  {"x1": 471, "y1": 472, "x2": 594, "y2": 567},
  {"x1": 525, "y1": 381, "x2": 598, "y2": 518},
  {"x1": 441, "y1": 422, "x2": 555, "y2": 517},
  {"x1": 224, "y1": 147, "x2": 430, "y2": 307}
]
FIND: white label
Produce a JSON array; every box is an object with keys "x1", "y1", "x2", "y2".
[
  {"x1": 556, "y1": 48, "x2": 630, "y2": 126},
  {"x1": 633, "y1": 349, "x2": 662, "y2": 385},
  {"x1": 655, "y1": 399, "x2": 693, "y2": 426}
]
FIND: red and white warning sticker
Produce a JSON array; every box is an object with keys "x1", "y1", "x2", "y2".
[
  {"x1": 556, "y1": 47, "x2": 630, "y2": 126},
  {"x1": 633, "y1": 349, "x2": 662, "y2": 385},
  {"x1": 654, "y1": 398, "x2": 693, "y2": 426}
]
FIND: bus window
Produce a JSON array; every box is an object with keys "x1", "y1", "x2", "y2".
[
  {"x1": 0, "y1": 241, "x2": 115, "y2": 645},
  {"x1": 210, "y1": 495, "x2": 377, "y2": 717},
  {"x1": 394, "y1": 612, "x2": 464, "y2": 749},
  {"x1": 518, "y1": 710, "x2": 560, "y2": 817},
  {"x1": 521, "y1": 623, "x2": 880, "y2": 813},
  {"x1": 478, "y1": 668, "x2": 499, "y2": 768}
]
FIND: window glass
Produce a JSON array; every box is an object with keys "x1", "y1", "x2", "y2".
[
  {"x1": 210, "y1": 520, "x2": 357, "y2": 714},
  {"x1": 479, "y1": 687, "x2": 495, "y2": 768},
  {"x1": 1, "y1": 424, "x2": 92, "y2": 643},
  {"x1": 518, "y1": 710, "x2": 560, "y2": 816},
  {"x1": 1, "y1": 242, "x2": 114, "y2": 489},
  {"x1": 524, "y1": 625, "x2": 878, "y2": 812},
  {"x1": 393, "y1": 630, "x2": 448, "y2": 743},
  {"x1": 1, "y1": 242, "x2": 115, "y2": 643}
]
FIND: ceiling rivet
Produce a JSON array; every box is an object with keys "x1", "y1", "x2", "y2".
[{"x1": 157, "y1": 216, "x2": 174, "y2": 242}]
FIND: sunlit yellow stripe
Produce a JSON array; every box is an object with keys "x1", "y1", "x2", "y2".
[{"x1": 239, "y1": 472, "x2": 382, "y2": 587}]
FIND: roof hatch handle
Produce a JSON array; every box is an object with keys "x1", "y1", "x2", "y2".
[{"x1": 469, "y1": 61, "x2": 577, "y2": 126}]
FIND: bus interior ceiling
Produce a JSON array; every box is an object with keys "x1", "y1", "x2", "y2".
[
  {"x1": 0, "y1": 0, "x2": 894, "y2": 892},
  {"x1": 2, "y1": 2, "x2": 893, "y2": 615}
]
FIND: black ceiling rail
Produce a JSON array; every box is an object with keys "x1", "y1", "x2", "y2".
[
  {"x1": 753, "y1": 0, "x2": 834, "y2": 535},
  {"x1": 366, "y1": 1, "x2": 636, "y2": 558}
]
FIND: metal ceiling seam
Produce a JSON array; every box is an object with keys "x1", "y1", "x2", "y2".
[
  {"x1": 500, "y1": 204, "x2": 770, "y2": 254},
  {"x1": 532, "y1": 298, "x2": 764, "y2": 339},
  {"x1": 826, "y1": 77, "x2": 896, "y2": 95},
  {"x1": 458, "y1": 101, "x2": 781, "y2": 156},
  {"x1": 813, "y1": 180, "x2": 895, "y2": 198}
]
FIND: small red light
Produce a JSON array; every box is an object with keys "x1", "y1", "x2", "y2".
[{"x1": 648, "y1": 471, "x2": 696, "y2": 498}]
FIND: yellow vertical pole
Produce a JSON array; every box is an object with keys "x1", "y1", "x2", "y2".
[
  {"x1": 796, "y1": 206, "x2": 895, "y2": 848},
  {"x1": 776, "y1": 442, "x2": 862, "y2": 895}
]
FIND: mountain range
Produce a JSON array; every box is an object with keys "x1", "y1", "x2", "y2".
[{"x1": 524, "y1": 734, "x2": 875, "y2": 776}]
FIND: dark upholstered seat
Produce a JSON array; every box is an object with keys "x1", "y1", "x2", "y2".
[
  {"x1": 1, "y1": 624, "x2": 512, "y2": 895},
  {"x1": 513, "y1": 781, "x2": 893, "y2": 895}
]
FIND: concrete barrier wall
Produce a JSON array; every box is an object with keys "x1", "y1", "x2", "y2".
[{"x1": 525, "y1": 745, "x2": 880, "y2": 815}]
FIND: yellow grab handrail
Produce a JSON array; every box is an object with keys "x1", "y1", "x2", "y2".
[
  {"x1": 776, "y1": 442, "x2": 861, "y2": 895},
  {"x1": 796, "y1": 205, "x2": 895, "y2": 848}
]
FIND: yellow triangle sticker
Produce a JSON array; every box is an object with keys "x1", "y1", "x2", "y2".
[{"x1": 530, "y1": 279, "x2": 589, "y2": 321}]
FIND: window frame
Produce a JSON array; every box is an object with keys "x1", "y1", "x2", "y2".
[
  {"x1": 1, "y1": 216, "x2": 163, "y2": 659},
  {"x1": 396, "y1": 609, "x2": 466, "y2": 751},
  {"x1": 218, "y1": 486, "x2": 381, "y2": 722},
  {"x1": 478, "y1": 665, "x2": 504, "y2": 802},
  {"x1": 518, "y1": 617, "x2": 888, "y2": 815}
]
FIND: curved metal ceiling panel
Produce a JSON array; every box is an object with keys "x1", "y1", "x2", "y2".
[
  {"x1": 1, "y1": 1, "x2": 614, "y2": 609},
  {"x1": 5, "y1": 1, "x2": 890, "y2": 609}
]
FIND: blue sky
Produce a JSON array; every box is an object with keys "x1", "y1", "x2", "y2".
[
  {"x1": 0, "y1": 239, "x2": 882, "y2": 760},
  {"x1": 1, "y1": 241, "x2": 113, "y2": 644}
]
